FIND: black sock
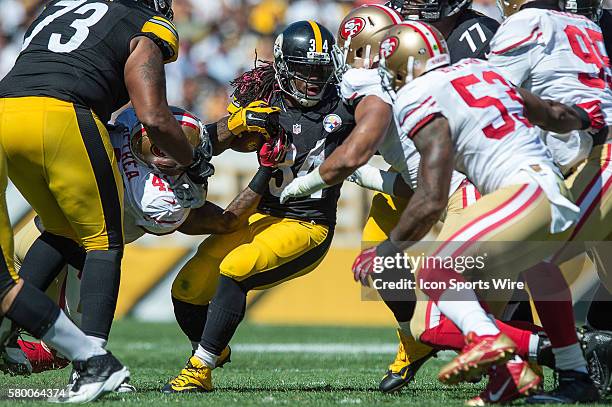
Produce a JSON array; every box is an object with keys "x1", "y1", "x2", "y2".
[
  {"x1": 80, "y1": 249, "x2": 122, "y2": 340},
  {"x1": 172, "y1": 297, "x2": 209, "y2": 343},
  {"x1": 200, "y1": 276, "x2": 246, "y2": 355},
  {"x1": 19, "y1": 232, "x2": 84, "y2": 290},
  {"x1": 6, "y1": 280, "x2": 61, "y2": 338},
  {"x1": 587, "y1": 286, "x2": 612, "y2": 330}
]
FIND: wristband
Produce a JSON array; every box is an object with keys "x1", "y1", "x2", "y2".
[
  {"x1": 376, "y1": 239, "x2": 402, "y2": 258},
  {"x1": 248, "y1": 167, "x2": 274, "y2": 195},
  {"x1": 571, "y1": 104, "x2": 592, "y2": 130}
]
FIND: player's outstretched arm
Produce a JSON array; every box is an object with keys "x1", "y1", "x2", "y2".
[
  {"x1": 518, "y1": 88, "x2": 602, "y2": 134},
  {"x1": 389, "y1": 116, "x2": 453, "y2": 247},
  {"x1": 348, "y1": 165, "x2": 414, "y2": 199},
  {"x1": 178, "y1": 167, "x2": 273, "y2": 235},
  {"x1": 125, "y1": 36, "x2": 194, "y2": 166},
  {"x1": 319, "y1": 96, "x2": 392, "y2": 184}
]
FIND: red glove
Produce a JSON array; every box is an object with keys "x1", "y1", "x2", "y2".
[
  {"x1": 258, "y1": 130, "x2": 288, "y2": 167},
  {"x1": 575, "y1": 100, "x2": 605, "y2": 131},
  {"x1": 352, "y1": 247, "x2": 378, "y2": 287}
]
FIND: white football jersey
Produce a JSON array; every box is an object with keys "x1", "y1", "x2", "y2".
[
  {"x1": 112, "y1": 109, "x2": 189, "y2": 243},
  {"x1": 488, "y1": 8, "x2": 612, "y2": 172},
  {"x1": 394, "y1": 59, "x2": 559, "y2": 196},
  {"x1": 340, "y1": 68, "x2": 466, "y2": 195}
]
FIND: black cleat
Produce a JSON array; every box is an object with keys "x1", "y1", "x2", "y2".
[
  {"x1": 578, "y1": 326, "x2": 612, "y2": 396},
  {"x1": 527, "y1": 369, "x2": 599, "y2": 404},
  {"x1": 51, "y1": 352, "x2": 130, "y2": 403}
]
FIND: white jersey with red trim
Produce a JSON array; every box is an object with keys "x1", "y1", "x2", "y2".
[
  {"x1": 488, "y1": 8, "x2": 612, "y2": 173},
  {"x1": 340, "y1": 67, "x2": 466, "y2": 195},
  {"x1": 112, "y1": 109, "x2": 190, "y2": 243},
  {"x1": 394, "y1": 59, "x2": 560, "y2": 194}
]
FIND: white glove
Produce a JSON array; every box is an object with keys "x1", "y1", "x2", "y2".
[
  {"x1": 280, "y1": 167, "x2": 328, "y2": 204},
  {"x1": 170, "y1": 173, "x2": 208, "y2": 209},
  {"x1": 347, "y1": 165, "x2": 398, "y2": 195}
]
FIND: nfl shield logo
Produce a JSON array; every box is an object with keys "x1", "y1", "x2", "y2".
[{"x1": 292, "y1": 124, "x2": 302, "y2": 135}]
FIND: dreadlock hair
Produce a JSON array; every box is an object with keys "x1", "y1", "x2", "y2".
[{"x1": 230, "y1": 57, "x2": 278, "y2": 107}]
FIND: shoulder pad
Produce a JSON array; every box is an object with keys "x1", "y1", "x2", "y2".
[
  {"x1": 447, "y1": 12, "x2": 499, "y2": 61},
  {"x1": 489, "y1": 9, "x2": 548, "y2": 56},
  {"x1": 340, "y1": 69, "x2": 391, "y2": 106},
  {"x1": 140, "y1": 15, "x2": 179, "y2": 63}
]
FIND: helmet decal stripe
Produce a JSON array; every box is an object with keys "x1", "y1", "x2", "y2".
[
  {"x1": 399, "y1": 22, "x2": 441, "y2": 56},
  {"x1": 308, "y1": 20, "x2": 323, "y2": 52},
  {"x1": 399, "y1": 22, "x2": 434, "y2": 55},
  {"x1": 370, "y1": 4, "x2": 403, "y2": 23},
  {"x1": 415, "y1": 21, "x2": 444, "y2": 54}
]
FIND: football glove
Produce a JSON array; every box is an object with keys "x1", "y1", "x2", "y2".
[
  {"x1": 573, "y1": 100, "x2": 605, "y2": 132},
  {"x1": 171, "y1": 173, "x2": 208, "y2": 209},
  {"x1": 185, "y1": 143, "x2": 215, "y2": 185},
  {"x1": 258, "y1": 130, "x2": 288, "y2": 168},
  {"x1": 227, "y1": 101, "x2": 281, "y2": 139}
]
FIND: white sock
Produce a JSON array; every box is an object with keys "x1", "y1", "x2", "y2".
[
  {"x1": 398, "y1": 321, "x2": 411, "y2": 337},
  {"x1": 194, "y1": 345, "x2": 218, "y2": 368},
  {"x1": 528, "y1": 334, "x2": 540, "y2": 361},
  {"x1": 42, "y1": 312, "x2": 106, "y2": 361},
  {"x1": 436, "y1": 289, "x2": 500, "y2": 336},
  {"x1": 552, "y1": 343, "x2": 588, "y2": 372},
  {"x1": 87, "y1": 335, "x2": 107, "y2": 349}
]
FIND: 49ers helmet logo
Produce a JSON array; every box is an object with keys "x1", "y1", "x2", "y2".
[
  {"x1": 340, "y1": 17, "x2": 366, "y2": 40},
  {"x1": 380, "y1": 36, "x2": 399, "y2": 59}
]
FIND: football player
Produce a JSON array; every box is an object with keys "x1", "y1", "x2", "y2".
[
  {"x1": 487, "y1": 0, "x2": 612, "y2": 402},
  {"x1": 328, "y1": 0, "x2": 501, "y2": 392},
  {"x1": 162, "y1": 20, "x2": 356, "y2": 393},
  {"x1": 0, "y1": 105, "x2": 285, "y2": 380},
  {"x1": 353, "y1": 22, "x2": 600, "y2": 403},
  {"x1": 0, "y1": 2, "x2": 218, "y2": 399}
]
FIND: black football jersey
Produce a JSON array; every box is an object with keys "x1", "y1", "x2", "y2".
[
  {"x1": 446, "y1": 9, "x2": 500, "y2": 62},
  {"x1": 258, "y1": 91, "x2": 356, "y2": 226},
  {"x1": 600, "y1": 9, "x2": 611, "y2": 58},
  {"x1": 0, "y1": 0, "x2": 179, "y2": 123}
]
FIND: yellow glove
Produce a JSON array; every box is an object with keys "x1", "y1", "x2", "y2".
[
  {"x1": 227, "y1": 98, "x2": 241, "y2": 115},
  {"x1": 227, "y1": 100, "x2": 281, "y2": 139}
]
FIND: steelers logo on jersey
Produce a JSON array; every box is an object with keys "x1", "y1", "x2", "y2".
[{"x1": 323, "y1": 114, "x2": 343, "y2": 133}]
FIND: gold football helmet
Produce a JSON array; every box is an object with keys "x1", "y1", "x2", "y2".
[
  {"x1": 332, "y1": 4, "x2": 402, "y2": 78},
  {"x1": 496, "y1": 0, "x2": 528, "y2": 18},
  {"x1": 378, "y1": 21, "x2": 450, "y2": 93},
  {"x1": 130, "y1": 107, "x2": 212, "y2": 174}
]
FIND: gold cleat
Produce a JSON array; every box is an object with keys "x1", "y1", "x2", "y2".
[
  {"x1": 379, "y1": 329, "x2": 437, "y2": 393},
  {"x1": 161, "y1": 355, "x2": 213, "y2": 393},
  {"x1": 439, "y1": 332, "x2": 516, "y2": 385}
]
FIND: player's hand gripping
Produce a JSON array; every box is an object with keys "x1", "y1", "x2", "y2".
[
  {"x1": 228, "y1": 100, "x2": 281, "y2": 139},
  {"x1": 352, "y1": 240, "x2": 403, "y2": 286},
  {"x1": 259, "y1": 130, "x2": 288, "y2": 168}
]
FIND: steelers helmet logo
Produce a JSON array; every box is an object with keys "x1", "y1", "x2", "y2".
[
  {"x1": 380, "y1": 36, "x2": 399, "y2": 59},
  {"x1": 340, "y1": 17, "x2": 366, "y2": 40},
  {"x1": 323, "y1": 114, "x2": 342, "y2": 133}
]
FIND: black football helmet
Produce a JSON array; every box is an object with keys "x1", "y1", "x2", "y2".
[
  {"x1": 273, "y1": 20, "x2": 336, "y2": 108},
  {"x1": 401, "y1": 0, "x2": 472, "y2": 21},
  {"x1": 559, "y1": 0, "x2": 603, "y2": 21},
  {"x1": 136, "y1": 0, "x2": 174, "y2": 20}
]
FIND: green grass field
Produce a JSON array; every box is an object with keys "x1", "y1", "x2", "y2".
[{"x1": 0, "y1": 321, "x2": 609, "y2": 406}]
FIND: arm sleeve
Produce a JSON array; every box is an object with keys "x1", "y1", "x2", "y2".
[
  {"x1": 395, "y1": 90, "x2": 443, "y2": 140},
  {"x1": 133, "y1": 15, "x2": 179, "y2": 63},
  {"x1": 487, "y1": 10, "x2": 548, "y2": 86}
]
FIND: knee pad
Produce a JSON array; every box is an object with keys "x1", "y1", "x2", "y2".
[
  {"x1": 6, "y1": 281, "x2": 60, "y2": 338},
  {"x1": 172, "y1": 254, "x2": 222, "y2": 305}
]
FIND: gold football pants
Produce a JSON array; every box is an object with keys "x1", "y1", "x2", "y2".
[
  {"x1": 172, "y1": 212, "x2": 332, "y2": 305},
  {"x1": 0, "y1": 97, "x2": 123, "y2": 251},
  {"x1": 0, "y1": 144, "x2": 17, "y2": 294}
]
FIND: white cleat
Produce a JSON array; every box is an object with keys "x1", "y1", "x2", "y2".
[{"x1": 49, "y1": 352, "x2": 129, "y2": 403}]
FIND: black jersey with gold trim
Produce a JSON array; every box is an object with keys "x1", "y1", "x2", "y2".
[
  {"x1": 0, "y1": 0, "x2": 179, "y2": 123},
  {"x1": 446, "y1": 9, "x2": 499, "y2": 62},
  {"x1": 258, "y1": 90, "x2": 355, "y2": 227}
]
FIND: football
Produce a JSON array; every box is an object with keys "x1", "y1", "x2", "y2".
[{"x1": 230, "y1": 131, "x2": 266, "y2": 153}]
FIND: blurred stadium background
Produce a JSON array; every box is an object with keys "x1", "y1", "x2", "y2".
[{"x1": 0, "y1": 0, "x2": 543, "y2": 328}]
